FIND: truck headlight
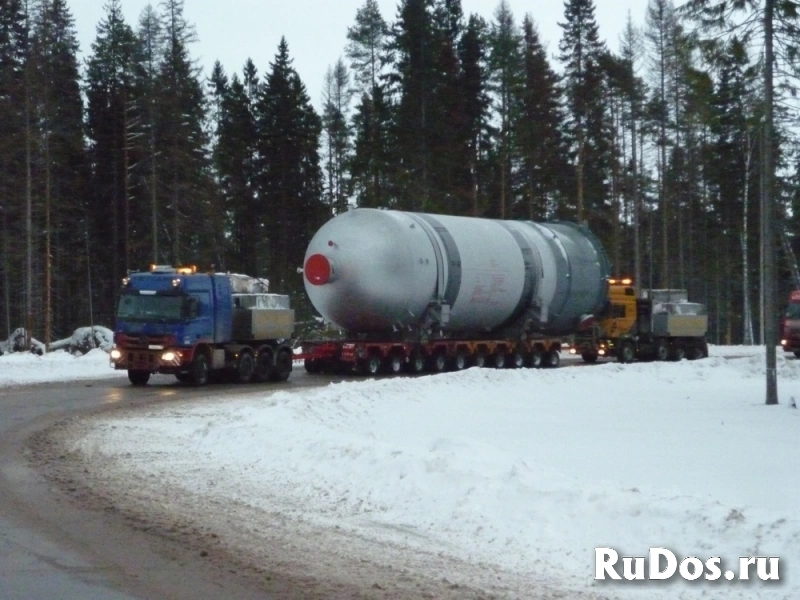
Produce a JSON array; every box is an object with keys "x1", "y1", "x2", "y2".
[
  {"x1": 162, "y1": 351, "x2": 177, "y2": 362},
  {"x1": 110, "y1": 349, "x2": 122, "y2": 360}
]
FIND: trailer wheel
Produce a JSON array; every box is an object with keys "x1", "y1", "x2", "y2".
[
  {"x1": 618, "y1": 343, "x2": 635, "y2": 364},
  {"x1": 128, "y1": 369, "x2": 150, "y2": 386},
  {"x1": 255, "y1": 350, "x2": 273, "y2": 381},
  {"x1": 361, "y1": 353, "x2": 381, "y2": 376},
  {"x1": 429, "y1": 352, "x2": 447, "y2": 373},
  {"x1": 581, "y1": 351, "x2": 598, "y2": 364},
  {"x1": 189, "y1": 353, "x2": 210, "y2": 386},
  {"x1": 654, "y1": 339, "x2": 670, "y2": 361},
  {"x1": 529, "y1": 349, "x2": 543, "y2": 368},
  {"x1": 386, "y1": 354, "x2": 404, "y2": 375},
  {"x1": 511, "y1": 351, "x2": 525, "y2": 369},
  {"x1": 545, "y1": 350, "x2": 560, "y2": 368},
  {"x1": 671, "y1": 344, "x2": 686, "y2": 362},
  {"x1": 236, "y1": 351, "x2": 255, "y2": 384},
  {"x1": 452, "y1": 352, "x2": 468, "y2": 371},
  {"x1": 271, "y1": 350, "x2": 292, "y2": 382},
  {"x1": 472, "y1": 352, "x2": 487, "y2": 368},
  {"x1": 406, "y1": 351, "x2": 426, "y2": 374},
  {"x1": 492, "y1": 351, "x2": 506, "y2": 369}
]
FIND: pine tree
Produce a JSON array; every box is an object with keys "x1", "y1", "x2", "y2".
[
  {"x1": 558, "y1": 0, "x2": 609, "y2": 229},
  {"x1": 31, "y1": 0, "x2": 87, "y2": 344},
  {"x1": 133, "y1": 4, "x2": 163, "y2": 264},
  {"x1": 487, "y1": 0, "x2": 522, "y2": 219},
  {"x1": 0, "y1": 0, "x2": 28, "y2": 336},
  {"x1": 514, "y1": 15, "x2": 566, "y2": 221},
  {"x1": 458, "y1": 13, "x2": 493, "y2": 216},
  {"x1": 255, "y1": 38, "x2": 324, "y2": 292},
  {"x1": 346, "y1": 0, "x2": 393, "y2": 207},
  {"x1": 388, "y1": 0, "x2": 435, "y2": 211},
  {"x1": 321, "y1": 59, "x2": 353, "y2": 217},
  {"x1": 155, "y1": 0, "x2": 210, "y2": 265},
  {"x1": 85, "y1": 0, "x2": 144, "y2": 323}
]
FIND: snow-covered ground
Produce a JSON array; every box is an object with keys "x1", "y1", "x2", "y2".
[{"x1": 3, "y1": 345, "x2": 799, "y2": 598}]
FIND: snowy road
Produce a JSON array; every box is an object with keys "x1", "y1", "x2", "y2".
[{"x1": 1, "y1": 372, "x2": 439, "y2": 600}]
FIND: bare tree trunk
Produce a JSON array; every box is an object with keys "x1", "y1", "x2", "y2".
[{"x1": 742, "y1": 130, "x2": 754, "y2": 345}]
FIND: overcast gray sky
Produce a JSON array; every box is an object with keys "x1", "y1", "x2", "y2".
[{"x1": 70, "y1": 0, "x2": 648, "y2": 110}]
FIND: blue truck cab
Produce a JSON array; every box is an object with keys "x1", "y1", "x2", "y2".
[{"x1": 110, "y1": 265, "x2": 295, "y2": 386}]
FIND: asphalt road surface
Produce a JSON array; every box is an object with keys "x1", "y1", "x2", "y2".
[{"x1": 0, "y1": 371, "x2": 354, "y2": 600}]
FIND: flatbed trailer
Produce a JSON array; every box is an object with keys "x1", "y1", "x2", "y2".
[{"x1": 297, "y1": 336, "x2": 565, "y2": 376}]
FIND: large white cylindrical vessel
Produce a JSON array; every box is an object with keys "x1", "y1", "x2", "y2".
[{"x1": 302, "y1": 209, "x2": 609, "y2": 337}]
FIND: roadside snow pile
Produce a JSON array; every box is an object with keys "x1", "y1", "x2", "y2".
[
  {"x1": 0, "y1": 347, "x2": 119, "y2": 387},
  {"x1": 61, "y1": 348, "x2": 800, "y2": 599}
]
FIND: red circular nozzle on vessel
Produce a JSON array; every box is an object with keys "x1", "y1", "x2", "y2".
[{"x1": 305, "y1": 253, "x2": 332, "y2": 285}]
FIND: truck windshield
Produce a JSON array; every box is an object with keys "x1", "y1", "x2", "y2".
[
  {"x1": 784, "y1": 303, "x2": 800, "y2": 319},
  {"x1": 117, "y1": 294, "x2": 185, "y2": 322}
]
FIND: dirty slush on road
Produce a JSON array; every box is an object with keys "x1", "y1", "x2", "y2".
[{"x1": 25, "y1": 410, "x2": 577, "y2": 600}]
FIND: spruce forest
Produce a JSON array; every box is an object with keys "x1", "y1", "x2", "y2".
[{"x1": 1, "y1": 0, "x2": 799, "y2": 348}]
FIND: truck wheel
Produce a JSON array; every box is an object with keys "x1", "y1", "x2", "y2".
[
  {"x1": 529, "y1": 349, "x2": 543, "y2": 368},
  {"x1": 618, "y1": 343, "x2": 635, "y2": 364},
  {"x1": 654, "y1": 339, "x2": 670, "y2": 361},
  {"x1": 364, "y1": 354, "x2": 381, "y2": 376},
  {"x1": 304, "y1": 358, "x2": 320, "y2": 373},
  {"x1": 492, "y1": 352, "x2": 506, "y2": 369},
  {"x1": 511, "y1": 351, "x2": 525, "y2": 369},
  {"x1": 581, "y1": 351, "x2": 598, "y2": 364},
  {"x1": 452, "y1": 352, "x2": 468, "y2": 371},
  {"x1": 671, "y1": 344, "x2": 686, "y2": 362},
  {"x1": 189, "y1": 353, "x2": 210, "y2": 386},
  {"x1": 472, "y1": 352, "x2": 487, "y2": 368},
  {"x1": 270, "y1": 350, "x2": 292, "y2": 382},
  {"x1": 545, "y1": 350, "x2": 560, "y2": 368},
  {"x1": 255, "y1": 350, "x2": 273, "y2": 381},
  {"x1": 406, "y1": 351, "x2": 425, "y2": 374},
  {"x1": 236, "y1": 352, "x2": 255, "y2": 384},
  {"x1": 429, "y1": 352, "x2": 447, "y2": 373},
  {"x1": 128, "y1": 370, "x2": 150, "y2": 386},
  {"x1": 385, "y1": 354, "x2": 404, "y2": 375}
]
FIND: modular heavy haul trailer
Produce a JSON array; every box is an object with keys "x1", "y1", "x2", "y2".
[
  {"x1": 110, "y1": 266, "x2": 295, "y2": 385},
  {"x1": 569, "y1": 279, "x2": 709, "y2": 363},
  {"x1": 299, "y1": 335, "x2": 565, "y2": 376},
  {"x1": 297, "y1": 208, "x2": 611, "y2": 375}
]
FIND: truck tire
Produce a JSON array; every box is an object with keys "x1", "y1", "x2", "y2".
[
  {"x1": 529, "y1": 349, "x2": 543, "y2": 368},
  {"x1": 236, "y1": 351, "x2": 255, "y2": 384},
  {"x1": 363, "y1": 354, "x2": 381, "y2": 376},
  {"x1": 581, "y1": 351, "x2": 598, "y2": 364},
  {"x1": 545, "y1": 350, "x2": 560, "y2": 368},
  {"x1": 255, "y1": 350, "x2": 274, "y2": 381},
  {"x1": 671, "y1": 344, "x2": 686, "y2": 362},
  {"x1": 385, "y1": 354, "x2": 404, "y2": 374},
  {"x1": 654, "y1": 339, "x2": 670, "y2": 361},
  {"x1": 618, "y1": 342, "x2": 635, "y2": 364},
  {"x1": 429, "y1": 352, "x2": 447, "y2": 373},
  {"x1": 472, "y1": 352, "x2": 487, "y2": 368},
  {"x1": 452, "y1": 351, "x2": 468, "y2": 371},
  {"x1": 406, "y1": 351, "x2": 426, "y2": 374},
  {"x1": 189, "y1": 353, "x2": 210, "y2": 386},
  {"x1": 128, "y1": 370, "x2": 150, "y2": 386},
  {"x1": 270, "y1": 350, "x2": 292, "y2": 382},
  {"x1": 511, "y1": 351, "x2": 525, "y2": 369},
  {"x1": 492, "y1": 351, "x2": 506, "y2": 369}
]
